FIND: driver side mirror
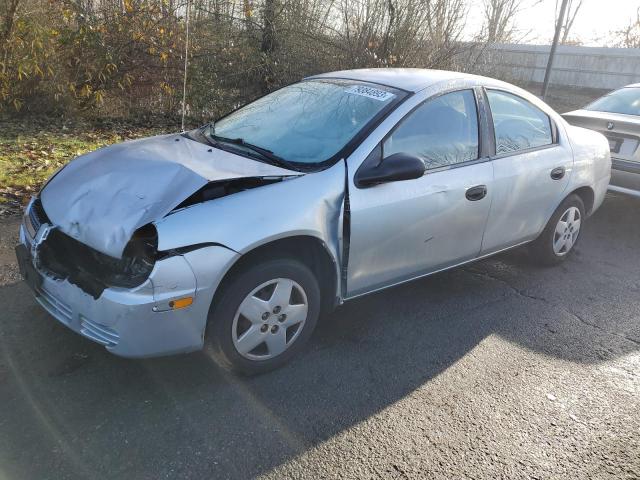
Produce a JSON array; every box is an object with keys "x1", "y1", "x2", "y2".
[{"x1": 356, "y1": 152, "x2": 426, "y2": 188}]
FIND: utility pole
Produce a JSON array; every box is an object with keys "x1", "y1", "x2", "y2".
[{"x1": 541, "y1": 0, "x2": 569, "y2": 100}]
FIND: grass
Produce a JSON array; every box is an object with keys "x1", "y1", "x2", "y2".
[{"x1": 0, "y1": 119, "x2": 169, "y2": 213}]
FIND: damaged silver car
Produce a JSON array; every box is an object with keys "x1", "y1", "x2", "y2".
[{"x1": 16, "y1": 69, "x2": 611, "y2": 374}]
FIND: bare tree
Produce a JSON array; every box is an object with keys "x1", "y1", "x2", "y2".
[
  {"x1": 0, "y1": 0, "x2": 21, "y2": 50},
  {"x1": 1, "y1": 0, "x2": 477, "y2": 117},
  {"x1": 0, "y1": 0, "x2": 20, "y2": 98},
  {"x1": 336, "y1": 0, "x2": 467, "y2": 69},
  {"x1": 615, "y1": 7, "x2": 640, "y2": 48},
  {"x1": 555, "y1": 0, "x2": 583, "y2": 44},
  {"x1": 260, "y1": 0, "x2": 278, "y2": 92},
  {"x1": 482, "y1": 0, "x2": 523, "y2": 44}
]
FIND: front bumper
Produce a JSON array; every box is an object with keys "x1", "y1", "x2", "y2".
[{"x1": 18, "y1": 222, "x2": 239, "y2": 358}]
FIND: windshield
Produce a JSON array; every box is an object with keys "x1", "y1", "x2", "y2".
[
  {"x1": 209, "y1": 79, "x2": 404, "y2": 167},
  {"x1": 586, "y1": 87, "x2": 640, "y2": 116}
]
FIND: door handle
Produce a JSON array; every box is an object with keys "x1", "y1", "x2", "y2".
[
  {"x1": 465, "y1": 185, "x2": 487, "y2": 201},
  {"x1": 550, "y1": 166, "x2": 565, "y2": 180}
]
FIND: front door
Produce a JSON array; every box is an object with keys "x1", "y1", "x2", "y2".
[{"x1": 346, "y1": 89, "x2": 493, "y2": 298}]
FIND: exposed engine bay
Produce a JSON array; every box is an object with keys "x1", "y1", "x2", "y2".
[
  {"x1": 174, "y1": 177, "x2": 284, "y2": 210},
  {"x1": 37, "y1": 222, "x2": 158, "y2": 299}
]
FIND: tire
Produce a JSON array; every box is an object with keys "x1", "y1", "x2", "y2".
[
  {"x1": 206, "y1": 257, "x2": 321, "y2": 375},
  {"x1": 529, "y1": 194, "x2": 585, "y2": 266}
]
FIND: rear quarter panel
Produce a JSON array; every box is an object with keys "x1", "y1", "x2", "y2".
[{"x1": 565, "y1": 124, "x2": 611, "y2": 214}]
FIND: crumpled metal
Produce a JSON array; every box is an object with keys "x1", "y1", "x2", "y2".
[{"x1": 41, "y1": 133, "x2": 299, "y2": 258}]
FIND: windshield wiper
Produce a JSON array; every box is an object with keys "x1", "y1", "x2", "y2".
[{"x1": 210, "y1": 135, "x2": 293, "y2": 170}]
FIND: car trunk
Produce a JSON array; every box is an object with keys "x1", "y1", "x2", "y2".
[{"x1": 563, "y1": 110, "x2": 640, "y2": 163}]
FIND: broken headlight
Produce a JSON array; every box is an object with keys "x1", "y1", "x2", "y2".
[
  {"x1": 38, "y1": 224, "x2": 158, "y2": 298},
  {"x1": 107, "y1": 224, "x2": 158, "y2": 288}
]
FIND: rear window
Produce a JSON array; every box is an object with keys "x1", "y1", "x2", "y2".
[{"x1": 586, "y1": 87, "x2": 640, "y2": 116}]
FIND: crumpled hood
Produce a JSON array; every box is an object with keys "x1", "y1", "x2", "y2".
[{"x1": 40, "y1": 133, "x2": 299, "y2": 258}]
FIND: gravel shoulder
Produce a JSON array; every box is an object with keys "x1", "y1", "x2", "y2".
[{"x1": 0, "y1": 194, "x2": 638, "y2": 480}]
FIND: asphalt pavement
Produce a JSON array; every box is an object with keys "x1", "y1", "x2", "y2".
[{"x1": 0, "y1": 193, "x2": 638, "y2": 479}]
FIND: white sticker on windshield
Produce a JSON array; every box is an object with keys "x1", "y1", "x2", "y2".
[{"x1": 345, "y1": 85, "x2": 396, "y2": 102}]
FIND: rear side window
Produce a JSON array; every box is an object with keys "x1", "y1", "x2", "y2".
[
  {"x1": 383, "y1": 89, "x2": 479, "y2": 170},
  {"x1": 487, "y1": 90, "x2": 553, "y2": 155},
  {"x1": 586, "y1": 87, "x2": 640, "y2": 116}
]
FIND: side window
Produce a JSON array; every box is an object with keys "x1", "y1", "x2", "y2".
[
  {"x1": 486, "y1": 90, "x2": 553, "y2": 155},
  {"x1": 383, "y1": 90, "x2": 479, "y2": 170}
]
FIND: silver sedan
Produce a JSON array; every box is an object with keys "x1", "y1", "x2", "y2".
[
  {"x1": 563, "y1": 83, "x2": 640, "y2": 197},
  {"x1": 16, "y1": 69, "x2": 611, "y2": 374}
]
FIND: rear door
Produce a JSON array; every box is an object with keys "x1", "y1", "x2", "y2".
[{"x1": 481, "y1": 89, "x2": 574, "y2": 254}]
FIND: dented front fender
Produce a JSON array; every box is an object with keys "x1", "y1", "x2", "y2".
[{"x1": 154, "y1": 161, "x2": 346, "y2": 292}]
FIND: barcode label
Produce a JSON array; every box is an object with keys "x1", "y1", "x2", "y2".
[{"x1": 345, "y1": 85, "x2": 395, "y2": 102}]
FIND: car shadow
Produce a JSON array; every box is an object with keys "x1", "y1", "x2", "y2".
[{"x1": 0, "y1": 193, "x2": 638, "y2": 479}]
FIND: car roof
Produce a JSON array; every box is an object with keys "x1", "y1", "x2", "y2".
[
  {"x1": 624, "y1": 83, "x2": 640, "y2": 88},
  {"x1": 307, "y1": 68, "x2": 485, "y2": 93}
]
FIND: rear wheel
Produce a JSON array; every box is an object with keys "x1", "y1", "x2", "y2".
[
  {"x1": 206, "y1": 257, "x2": 321, "y2": 375},
  {"x1": 529, "y1": 194, "x2": 585, "y2": 265}
]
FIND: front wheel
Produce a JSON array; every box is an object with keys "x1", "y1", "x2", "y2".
[
  {"x1": 529, "y1": 194, "x2": 585, "y2": 266},
  {"x1": 206, "y1": 257, "x2": 321, "y2": 375}
]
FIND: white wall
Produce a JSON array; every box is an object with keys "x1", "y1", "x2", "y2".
[{"x1": 481, "y1": 43, "x2": 640, "y2": 90}]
